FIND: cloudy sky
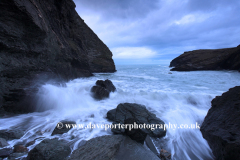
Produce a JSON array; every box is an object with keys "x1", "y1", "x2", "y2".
[{"x1": 73, "y1": 0, "x2": 240, "y2": 65}]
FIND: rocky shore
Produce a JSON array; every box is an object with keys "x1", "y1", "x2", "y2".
[
  {"x1": 0, "y1": 0, "x2": 116, "y2": 114},
  {"x1": 170, "y1": 44, "x2": 240, "y2": 71}
]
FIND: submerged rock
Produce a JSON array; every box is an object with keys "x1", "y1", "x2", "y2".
[
  {"x1": 0, "y1": 129, "x2": 24, "y2": 140},
  {"x1": 0, "y1": 138, "x2": 9, "y2": 148},
  {"x1": 107, "y1": 103, "x2": 166, "y2": 143},
  {"x1": 159, "y1": 149, "x2": 171, "y2": 160},
  {"x1": 13, "y1": 145, "x2": 28, "y2": 153},
  {"x1": 27, "y1": 138, "x2": 71, "y2": 160},
  {"x1": 170, "y1": 44, "x2": 240, "y2": 71},
  {"x1": 91, "y1": 79, "x2": 116, "y2": 100},
  {"x1": 201, "y1": 86, "x2": 240, "y2": 160},
  {"x1": 51, "y1": 120, "x2": 76, "y2": 136},
  {"x1": 0, "y1": 148, "x2": 13, "y2": 158},
  {"x1": 68, "y1": 135, "x2": 160, "y2": 160}
]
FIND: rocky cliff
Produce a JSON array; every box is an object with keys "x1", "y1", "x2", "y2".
[
  {"x1": 200, "y1": 86, "x2": 240, "y2": 160},
  {"x1": 0, "y1": 0, "x2": 116, "y2": 113},
  {"x1": 170, "y1": 45, "x2": 240, "y2": 71}
]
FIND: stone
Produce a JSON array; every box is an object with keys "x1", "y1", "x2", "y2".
[
  {"x1": 68, "y1": 135, "x2": 160, "y2": 160},
  {"x1": 106, "y1": 103, "x2": 166, "y2": 141},
  {"x1": 51, "y1": 120, "x2": 76, "y2": 136},
  {"x1": 0, "y1": 138, "x2": 8, "y2": 148},
  {"x1": 159, "y1": 149, "x2": 171, "y2": 160},
  {"x1": 0, "y1": 148, "x2": 13, "y2": 158},
  {"x1": 13, "y1": 145, "x2": 28, "y2": 153},
  {"x1": 91, "y1": 79, "x2": 116, "y2": 100},
  {"x1": 0, "y1": 130, "x2": 24, "y2": 140},
  {"x1": 200, "y1": 86, "x2": 240, "y2": 160},
  {"x1": 27, "y1": 138, "x2": 71, "y2": 160}
]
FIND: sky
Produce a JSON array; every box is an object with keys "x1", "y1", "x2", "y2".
[{"x1": 73, "y1": 0, "x2": 240, "y2": 65}]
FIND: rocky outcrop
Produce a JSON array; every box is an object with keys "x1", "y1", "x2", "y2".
[
  {"x1": 91, "y1": 79, "x2": 116, "y2": 100},
  {"x1": 51, "y1": 120, "x2": 76, "y2": 136},
  {"x1": 170, "y1": 45, "x2": 240, "y2": 71},
  {"x1": 107, "y1": 103, "x2": 166, "y2": 143},
  {"x1": 27, "y1": 138, "x2": 71, "y2": 160},
  {"x1": 0, "y1": 0, "x2": 116, "y2": 113},
  {"x1": 68, "y1": 135, "x2": 160, "y2": 160},
  {"x1": 200, "y1": 86, "x2": 240, "y2": 160}
]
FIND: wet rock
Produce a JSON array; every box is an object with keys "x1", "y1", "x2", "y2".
[
  {"x1": 27, "y1": 138, "x2": 71, "y2": 160},
  {"x1": 170, "y1": 44, "x2": 240, "y2": 71},
  {"x1": 159, "y1": 149, "x2": 171, "y2": 160},
  {"x1": 68, "y1": 135, "x2": 159, "y2": 160},
  {"x1": 8, "y1": 153, "x2": 26, "y2": 160},
  {"x1": 107, "y1": 103, "x2": 166, "y2": 142},
  {"x1": 25, "y1": 141, "x2": 35, "y2": 147},
  {"x1": 0, "y1": 147, "x2": 13, "y2": 158},
  {"x1": 51, "y1": 120, "x2": 76, "y2": 136},
  {"x1": 0, "y1": 138, "x2": 9, "y2": 148},
  {"x1": 91, "y1": 79, "x2": 116, "y2": 100},
  {"x1": 0, "y1": 129, "x2": 24, "y2": 140},
  {"x1": 201, "y1": 86, "x2": 240, "y2": 160},
  {"x1": 124, "y1": 118, "x2": 147, "y2": 144},
  {"x1": 145, "y1": 135, "x2": 159, "y2": 155},
  {"x1": 13, "y1": 145, "x2": 28, "y2": 153}
]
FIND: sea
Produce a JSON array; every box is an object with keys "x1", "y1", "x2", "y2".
[{"x1": 1, "y1": 65, "x2": 240, "y2": 160}]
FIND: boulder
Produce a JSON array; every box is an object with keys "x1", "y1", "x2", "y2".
[
  {"x1": 27, "y1": 138, "x2": 71, "y2": 160},
  {"x1": 0, "y1": 129, "x2": 24, "y2": 140},
  {"x1": 91, "y1": 79, "x2": 116, "y2": 100},
  {"x1": 68, "y1": 135, "x2": 160, "y2": 160},
  {"x1": 107, "y1": 103, "x2": 166, "y2": 142},
  {"x1": 170, "y1": 44, "x2": 240, "y2": 71},
  {"x1": 0, "y1": 138, "x2": 8, "y2": 148},
  {"x1": 51, "y1": 120, "x2": 76, "y2": 136},
  {"x1": 200, "y1": 86, "x2": 240, "y2": 160}
]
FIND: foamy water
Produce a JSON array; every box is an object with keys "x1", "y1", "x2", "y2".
[{"x1": 1, "y1": 65, "x2": 240, "y2": 160}]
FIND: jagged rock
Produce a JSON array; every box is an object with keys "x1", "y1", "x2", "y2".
[
  {"x1": 0, "y1": 138, "x2": 8, "y2": 148},
  {"x1": 51, "y1": 120, "x2": 76, "y2": 136},
  {"x1": 91, "y1": 79, "x2": 116, "y2": 100},
  {"x1": 170, "y1": 44, "x2": 240, "y2": 71},
  {"x1": 0, "y1": 148, "x2": 13, "y2": 158},
  {"x1": 106, "y1": 103, "x2": 166, "y2": 142},
  {"x1": 27, "y1": 138, "x2": 71, "y2": 160},
  {"x1": 0, "y1": 129, "x2": 24, "y2": 140},
  {"x1": 0, "y1": 0, "x2": 115, "y2": 113},
  {"x1": 200, "y1": 86, "x2": 240, "y2": 160},
  {"x1": 68, "y1": 135, "x2": 160, "y2": 160}
]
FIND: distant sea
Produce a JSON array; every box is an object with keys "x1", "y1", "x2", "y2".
[{"x1": 1, "y1": 65, "x2": 240, "y2": 160}]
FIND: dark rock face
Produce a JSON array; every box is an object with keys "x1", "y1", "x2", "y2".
[
  {"x1": 170, "y1": 45, "x2": 240, "y2": 71},
  {"x1": 200, "y1": 86, "x2": 240, "y2": 160},
  {"x1": 0, "y1": 0, "x2": 116, "y2": 113},
  {"x1": 106, "y1": 103, "x2": 166, "y2": 142},
  {"x1": 51, "y1": 120, "x2": 76, "y2": 136},
  {"x1": 68, "y1": 135, "x2": 160, "y2": 160},
  {"x1": 27, "y1": 138, "x2": 71, "y2": 160},
  {"x1": 91, "y1": 79, "x2": 116, "y2": 100}
]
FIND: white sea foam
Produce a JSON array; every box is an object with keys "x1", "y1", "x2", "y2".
[{"x1": 1, "y1": 65, "x2": 240, "y2": 160}]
